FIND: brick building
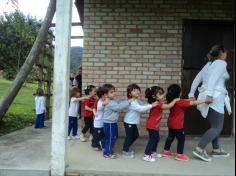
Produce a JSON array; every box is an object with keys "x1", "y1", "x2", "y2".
[{"x1": 81, "y1": 0, "x2": 235, "y2": 136}]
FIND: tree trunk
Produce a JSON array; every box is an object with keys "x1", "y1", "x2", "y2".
[{"x1": 0, "y1": 0, "x2": 56, "y2": 120}]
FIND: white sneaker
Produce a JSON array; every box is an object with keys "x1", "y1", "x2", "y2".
[
  {"x1": 143, "y1": 155, "x2": 156, "y2": 162},
  {"x1": 72, "y1": 135, "x2": 80, "y2": 140},
  {"x1": 151, "y1": 152, "x2": 162, "y2": 158},
  {"x1": 79, "y1": 134, "x2": 86, "y2": 142},
  {"x1": 67, "y1": 136, "x2": 72, "y2": 140},
  {"x1": 89, "y1": 135, "x2": 93, "y2": 141}
]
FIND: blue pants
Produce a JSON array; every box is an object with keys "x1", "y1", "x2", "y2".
[
  {"x1": 144, "y1": 129, "x2": 160, "y2": 155},
  {"x1": 164, "y1": 128, "x2": 185, "y2": 154},
  {"x1": 123, "y1": 123, "x2": 139, "y2": 152},
  {"x1": 35, "y1": 113, "x2": 45, "y2": 128},
  {"x1": 68, "y1": 116, "x2": 78, "y2": 136},
  {"x1": 92, "y1": 127, "x2": 105, "y2": 149},
  {"x1": 103, "y1": 123, "x2": 118, "y2": 155}
]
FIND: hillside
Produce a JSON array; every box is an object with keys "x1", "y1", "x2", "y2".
[{"x1": 70, "y1": 46, "x2": 83, "y2": 73}]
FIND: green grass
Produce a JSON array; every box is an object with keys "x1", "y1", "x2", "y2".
[{"x1": 0, "y1": 79, "x2": 38, "y2": 136}]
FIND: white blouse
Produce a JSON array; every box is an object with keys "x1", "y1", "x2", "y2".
[{"x1": 188, "y1": 60, "x2": 230, "y2": 114}]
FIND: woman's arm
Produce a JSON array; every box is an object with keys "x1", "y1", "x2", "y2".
[
  {"x1": 188, "y1": 67, "x2": 206, "y2": 98},
  {"x1": 189, "y1": 99, "x2": 206, "y2": 106},
  {"x1": 162, "y1": 98, "x2": 180, "y2": 109}
]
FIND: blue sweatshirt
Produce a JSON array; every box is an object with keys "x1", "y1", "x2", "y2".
[{"x1": 102, "y1": 99, "x2": 130, "y2": 123}]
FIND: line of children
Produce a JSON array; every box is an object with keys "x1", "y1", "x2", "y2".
[{"x1": 38, "y1": 82, "x2": 207, "y2": 162}]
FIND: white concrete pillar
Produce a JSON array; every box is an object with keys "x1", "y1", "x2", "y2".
[{"x1": 50, "y1": 0, "x2": 72, "y2": 175}]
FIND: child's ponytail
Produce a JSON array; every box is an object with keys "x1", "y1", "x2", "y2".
[
  {"x1": 145, "y1": 86, "x2": 164, "y2": 103},
  {"x1": 84, "y1": 85, "x2": 96, "y2": 95}
]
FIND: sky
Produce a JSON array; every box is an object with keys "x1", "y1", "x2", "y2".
[{"x1": 0, "y1": 0, "x2": 84, "y2": 47}]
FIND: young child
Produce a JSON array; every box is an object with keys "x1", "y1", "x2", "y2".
[
  {"x1": 68, "y1": 87, "x2": 87, "y2": 140},
  {"x1": 162, "y1": 84, "x2": 206, "y2": 161},
  {"x1": 80, "y1": 85, "x2": 97, "y2": 142},
  {"x1": 122, "y1": 84, "x2": 158, "y2": 159},
  {"x1": 143, "y1": 86, "x2": 180, "y2": 162},
  {"x1": 91, "y1": 87, "x2": 108, "y2": 151},
  {"x1": 102, "y1": 84, "x2": 131, "y2": 159},
  {"x1": 34, "y1": 88, "x2": 46, "y2": 128}
]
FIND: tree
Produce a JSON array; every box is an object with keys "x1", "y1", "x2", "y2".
[
  {"x1": 0, "y1": 11, "x2": 41, "y2": 79},
  {"x1": 0, "y1": 0, "x2": 56, "y2": 120}
]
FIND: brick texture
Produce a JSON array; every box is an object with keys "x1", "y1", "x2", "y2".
[{"x1": 82, "y1": 0, "x2": 235, "y2": 136}]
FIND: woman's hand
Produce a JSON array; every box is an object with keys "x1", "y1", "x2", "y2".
[{"x1": 205, "y1": 96, "x2": 213, "y2": 104}]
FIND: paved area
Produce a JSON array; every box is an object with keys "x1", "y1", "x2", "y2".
[{"x1": 0, "y1": 121, "x2": 235, "y2": 176}]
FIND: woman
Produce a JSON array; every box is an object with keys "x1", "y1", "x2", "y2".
[{"x1": 188, "y1": 45, "x2": 232, "y2": 162}]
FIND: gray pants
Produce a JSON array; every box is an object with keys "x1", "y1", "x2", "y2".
[{"x1": 198, "y1": 108, "x2": 224, "y2": 149}]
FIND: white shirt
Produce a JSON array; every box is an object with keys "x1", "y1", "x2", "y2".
[
  {"x1": 68, "y1": 97, "x2": 79, "y2": 117},
  {"x1": 94, "y1": 100, "x2": 105, "y2": 128},
  {"x1": 124, "y1": 99, "x2": 152, "y2": 124},
  {"x1": 35, "y1": 96, "x2": 46, "y2": 115},
  {"x1": 189, "y1": 60, "x2": 230, "y2": 114}
]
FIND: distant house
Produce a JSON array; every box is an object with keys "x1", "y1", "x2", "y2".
[{"x1": 76, "y1": 0, "x2": 235, "y2": 136}]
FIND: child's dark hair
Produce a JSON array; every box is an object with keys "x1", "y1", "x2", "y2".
[
  {"x1": 96, "y1": 87, "x2": 105, "y2": 98},
  {"x1": 34, "y1": 88, "x2": 44, "y2": 96},
  {"x1": 145, "y1": 86, "x2": 164, "y2": 103},
  {"x1": 166, "y1": 84, "x2": 181, "y2": 103},
  {"x1": 84, "y1": 85, "x2": 96, "y2": 95},
  {"x1": 70, "y1": 87, "x2": 81, "y2": 98},
  {"x1": 102, "y1": 84, "x2": 115, "y2": 94},
  {"x1": 206, "y1": 45, "x2": 226, "y2": 62},
  {"x1": 127, "y1": 84, "x2": 141, "y2": 99}
]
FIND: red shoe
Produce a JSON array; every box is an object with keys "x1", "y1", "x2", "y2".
[
  {"x1": 175, "y1": 154, "x2": 190, "y2": 161},
  {"x1": 162, "y1": 150, "x2": 173, "y2": 157}
]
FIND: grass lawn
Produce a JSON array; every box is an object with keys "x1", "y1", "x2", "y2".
[{"x1": 0, "y1": 79, "x2": 40, "y2": 136}]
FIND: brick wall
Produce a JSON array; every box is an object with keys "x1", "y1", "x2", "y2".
[{"x1": 82, "y1": 0, "x2": 235, "y2": 136}]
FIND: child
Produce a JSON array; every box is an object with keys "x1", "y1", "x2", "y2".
[
  {"x1": 122, "y1": 84, "x2": 158, "y2": 159},
  {"x1": 68, "y1": 87, "x2": 87, "y2": 140},
  {"x1": 102, "y1": 84, "x2": 131, "y2": 159},
  {"x1": 162, "y1": 84, "x2": 206, "y2": 161},
  {"x1": 80, "y1": 85, "x2": 97, "y2": 142},
  {"x1": 34, "y1": 88, "x2": 46, "y2": 128},
  {"x1": 143, "y1": 86, "x2": 180, "y2": 162},
  {"x1": 91, "y1": 87, "x2": 108, "y2": 151}
]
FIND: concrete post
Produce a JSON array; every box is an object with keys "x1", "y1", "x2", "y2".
[{"x1": 50, "y1": 0, "x2": 72, "y2": 175}]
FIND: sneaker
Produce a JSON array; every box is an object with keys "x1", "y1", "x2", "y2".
[
  {"x1": 211, "y1": 148, "x2": 230, "y2": 157},
  {"x1": 162, "y1": 150, "x2": 173, "y2": 157},
  {"x1": 110, "y1": 153, "x2": 118, "y2": 159},
  {"x1": 79, "y1": 134, "x2": 86, "y2": 142},
  {"x1": 67, "y1": 136, "x2": 72, "y2": 140},
  {"x1": 122, "y1": 151, "x2": 134, "y2": 159},
  {"x1": 175, "y1": 154, "x2": 190, "y2": 161},
  {"x1": 151, "y1": 152, "x2": 162, "y2": 158},
  {"x1": 72, "y1": 135, "x2": 80, "y2": 140},
  {"x1": 192, "y1": 148, "x2": 212, "y2": 162},
  {"x1": 103, "y1": 154, "x2": 110, "y2": 158},
  {"x1": 143, "y1": 155, "x2": 156, "y2": 162}
]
